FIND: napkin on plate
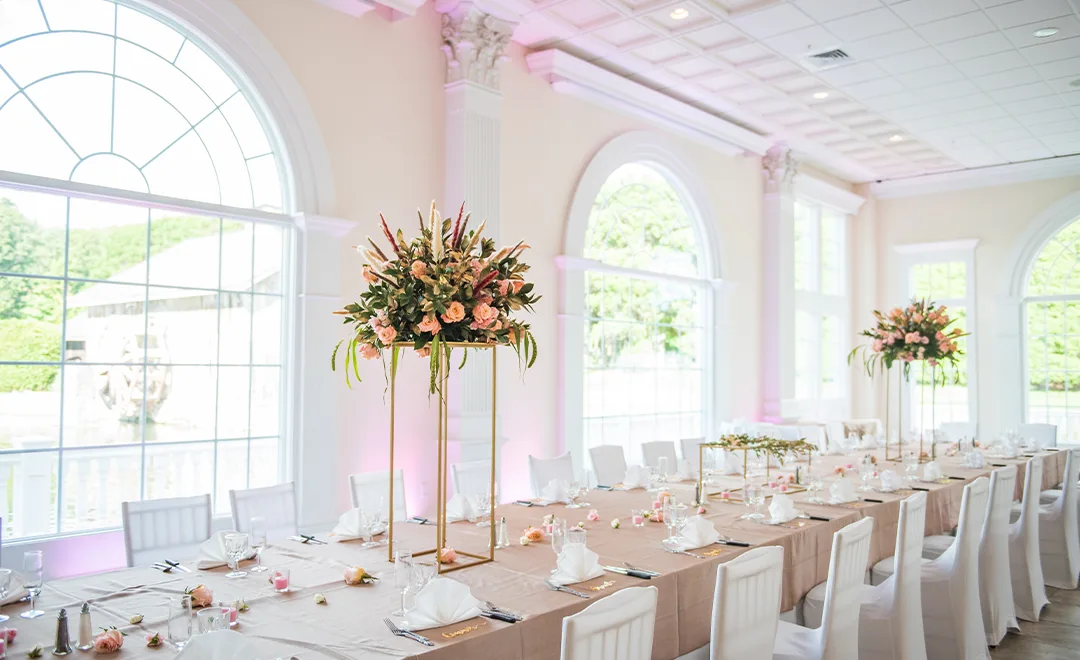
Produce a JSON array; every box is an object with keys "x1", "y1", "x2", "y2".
[
  {"x1": 538, "y1": 479, "x2": 569, "y2": 505},
  {"x1": 878, "y1": 470, "x2": 901, "y2": 492},
  {"x1": 768, "y1": 493, "x2": 798, "y2": 523},
  {"x1": 175, "y1": 630, "x2": 258, "y2": 660},
  {"x1": 922, "y1": 461, "x2": 943, "y2": 481},
  {"x1": 678, "y1": 515, "x2": 721, "y2": 550},
  {"x1": 549, "y1": 544, "x2": 605, "y2": 586},
  {"x1": 829, "y1": 478, "x2": 858, "y2": 504},
  {"x1": 622, "y1": 465, "x2": 650, "y2": 489},
  {"x1": 446, "y1": 493, "x2": 480, "y2": 523},
  {"x1": 329, "y1": 508, "x2": 385, "y2": 542},
  {"x1": 403, "y1": 578, "x2": 483, "y2": 631},
  {"x1": 964, "y1": 450, "x2": 985, "y2": 469},
  {"x1": 196, "y1": 531, "x2": 257, "y2": 570}
]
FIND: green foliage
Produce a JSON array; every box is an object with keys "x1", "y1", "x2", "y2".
[
  {"x1": 0, "y1": 319, "x2": 60, "y2": 392},
  {"x1": 1026, "y1": 218, "x2": 1080, "y2": 391}
]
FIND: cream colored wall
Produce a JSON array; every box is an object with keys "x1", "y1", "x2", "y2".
[
  {"x1": 234, "y1": 0, "x2": 765, "y2": 513},
  {"x1": 874, "y1": 175, "x2": 1080, "y2": 438}
]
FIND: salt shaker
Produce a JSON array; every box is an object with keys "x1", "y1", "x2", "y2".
[
  {"x1": 76, "y1": 603, "x2": 93, "y2": 651},
  {"x1": 51, "y1": 608, "x2": 73, "y2": 655},
  {"x1": 495, "y1": 517, "x2": 510, "y2": 549}
]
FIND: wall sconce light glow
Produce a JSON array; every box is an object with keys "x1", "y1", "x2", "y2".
[
  {"x1": 670, "y1": 7, "x2": 690, "y2": 19},
  {"x1": 1033, "y1": 27, "x2": 1059, "y2": 38},
  {"x1": 812, "y1": 91, "x2": 829, "y2": 100},
  {"x1": 889, "y1": 134, "x2": 904, "y2": 142}
]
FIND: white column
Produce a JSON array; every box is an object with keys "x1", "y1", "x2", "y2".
[
  {"x1": 994, "y1": 295, "x2": 1025, "y2": 434},
  {"x1": 760, "y1": 144, "x2": 798, "y2": 423},
  {"x1": 292, "y1": 213, "x2": 356, "y2": 528},
  {"x1": 436, "y1": 0, "x2": 516, "y2": 492}
]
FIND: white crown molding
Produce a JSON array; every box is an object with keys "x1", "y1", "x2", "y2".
[
  {"x1": 313, "y1": 0, "x2": 426, "y2": 18},
  {"x1": 794, "y1": 173, "x2": 866, "y2": 215},
  {"x1": 527, "y1": 49, "x2": 771, "y2": 157},
  {"x1": 870, "y1": 154, "x2": 1080, "y2": 200},
  {"x1": 295, "y1": 212, "x2": 356, "y2": 238},
  {"x1": 892, "y1": 238, "x2": 980, "y2": 255}
]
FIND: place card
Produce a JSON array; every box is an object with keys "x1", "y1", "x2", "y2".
[
  {"x1": 442, "y1": 621, "x2": 487, "y2": 639},
  {"x1": 588, "y1": 580, "x2": 616, "y2": 592}
]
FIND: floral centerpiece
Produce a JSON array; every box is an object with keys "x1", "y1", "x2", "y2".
[
  {"x1": 848, "y1": 298, "x2": 968, "y2": 384},
  {"x1": 332, "y1": 202, "x2": 540, "y2": 392}
]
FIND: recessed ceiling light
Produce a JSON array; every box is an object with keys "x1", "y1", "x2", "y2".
[
  {"x1": 670, "y1": 7, "x2": 689, "y2": 20},
  {"x1": 1033, "y1": 27, "x2": 1059, "y2": 38},
  {"x1": 889, "y1": 134, "x2": 904, "y2": 142},
  {"x1": 813, "y1": 91, "x2": 829, "y2": 100}
]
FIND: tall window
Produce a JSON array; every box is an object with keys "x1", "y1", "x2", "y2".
[
  {"x1": 0, "y1": 0, "x2": 290, "y2": 540},
  {"x1": 793, "y1": 199, "x2": 847, "y2": 418},
  {"x1": 581, "y1": 163, "x2": 706, "y2": 465},
  {"x1": 1026, "y1": 217, "x2": 1080, "y2": 444}
]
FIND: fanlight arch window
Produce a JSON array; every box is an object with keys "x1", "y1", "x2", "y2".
[
  {"x1": 581, "y1": 163, "x2": 708, "y2": 467},
  {"x1": 1025, "y1": 216, "x2": 1080, "y2": 444},
  {"x1": 0, "y1": 0, "x2": 291, "y2": 540}
]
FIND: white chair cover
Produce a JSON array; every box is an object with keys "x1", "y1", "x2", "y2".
[
  {"x1": 348, "y1": 469, "x2": 408, "y2": 522},
  {"x1": 710, "y1": 546, "x2": 783, "y2": 660},
  {"x1": 797, "y1": 425, "x2": 826, "y2": 453},
  {"x1": 589, "y1": 445, "x2": 628, "y2": 488},
  {"x1": 528, "y1": 452, "x2": 575, "y2": 498},
  {"x1": 1010, "y1": 456, "x2": 1049, "y2": 622},
  {"x1": 939, "y1": 423, "x2": 978, "y2": 444},
  {"x1": 1039, "y1": 447, "x2": 1080, "y2": 589},
  {"x1": 450, "y1": 460, "x2": 491, "y2": 497},
  {"x1": 229, "y1": 482, "x2": 297, "y2": 541},
  {"x1": 773, "y1": 516, "x2": 874, "y2": 660},
  {"x1": 803, "y1": 493, "x2": 927, "y2": 660},
  {"x1": 774, "y1": 426, "x2": 801, "y2": 441},
  {"x1": 641, "y1": 441, "x2": 678, "y2": 471},
  {"x1": 560, "y1": 586, "x2": 658, "y2": 660},
  {"x1": 121, "y1": 494, "x2": 212, "y2": 568},
  {"x1": 1018, "y1": 423, "x2": 1057, "y2": 448},
  {"x1": 680, "y1": 437, "x2": 706, "y2": 473}
]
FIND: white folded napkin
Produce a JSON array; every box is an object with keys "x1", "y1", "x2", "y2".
[
  {"x1": 768, "y1": 493, "x2": 798, "y2": 523},
  {"x1": 538, "y1": 479, "x2": 569, "y2": 505},
  {"x1": 673, "y1": 459, "x2": 697, "y2": 481},
  {"x1": 0, "y1": 577, "x2": 28, "y2": 606},
  {"x1": 175, "y1": 630, "x2": 258, "y2": 660},
  {"x1": 196, "y1": 531, "x2": 257, "y2": 570},
  {"x1": 403, "y1": 578, "x2": 482, "y2": 631},
  {"x1": 829, "y1": 478, "x2": 858, "y2": 504},
  {"x1": 879, "y1": 470, "x2": 901, "y2": 492},
  {"x1": 329, "y1": 508, "x2": 385, "y2": 542},
  {"x1": 1001, "y1": 442, "x2": 1019, "y2": 459},
  {"x1": 445, "y1": 493, "x2": 480, "y2": 523},
  {"x1": 550, "y1": 544, "x2": 605, "y2": 586},
  {"x1": 678, "y1": 515, "x2": 721, "y2": 550},
  {"x1": 622, "y1": 465, "x2": 650, "y2": 489},
  {"x1": 720, "y1": 451, "x2": 743, "y2": 475},
  {"x1": 922, "y1": 461, "x2": 943, "y2": 481},
  {"x1": 964, "y1": 450, "x2": 985, "y2": 469}
]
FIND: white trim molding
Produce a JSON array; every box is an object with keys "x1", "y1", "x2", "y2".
[
  {"x1": 893, "y1": 238, "x2": 981, "y2": 255},
  {"x1": 527, "y1": 49, "x2": 771, "y2": 157},
  {"x1": 794, "y1": 174, "x2": 866, "y2": 215},
  {"x1": 314, "y1": 0, "x2": 427, "y2": 17},
  {"x1": 870, "y1": 154, "x2": 1080, "y2": 200}
]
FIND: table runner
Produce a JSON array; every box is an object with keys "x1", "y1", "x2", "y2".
[{"x1": 5, "y1": 448, "x2": 1067, "y2": 659}]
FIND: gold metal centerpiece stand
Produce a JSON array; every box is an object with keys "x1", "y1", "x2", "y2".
[{"x1": 386, "y1": 342, "x2": 497, "y2": 574}]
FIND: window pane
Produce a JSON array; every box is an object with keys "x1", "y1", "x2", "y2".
[
  {"x1": 821, "y1": 314, "x2": 840, "y2": 398},
  {"x1": 1028, "y1": 218, "x2": 1080, "y2": 296},
  {"x1": 820, "y1": 209, "x2": 844, "y2": 296},
  {"x1": 1, "y1": 450, "x2": 59, "y2": 539},
  {"x1": 794, "y1": 201, "x2": 814, "y2": 292},
  {"x1": 795, "y1": 310, "x2": 814, "y2": 400}
]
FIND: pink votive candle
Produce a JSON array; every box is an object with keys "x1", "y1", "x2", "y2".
[
  {"x1": 272, "y1": 570, "x2": 290, "y2": 592},
  {"x1": 222, "y1": 606, "x2": 237, "y2": 624},
  {"x1": 652, "y1": 500, "x2": 662, "y2": 510},
  {"x1": 632, "y1": 514, "x2": 644, "y2": 526}
]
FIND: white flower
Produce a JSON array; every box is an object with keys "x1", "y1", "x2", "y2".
[
  {"x1": 519, "y1": 536, "x2": 531, "y2": 546},
  {"x1": 129, "y1": 614, "x2": 143, "y2": 624},
  {"x1": 610, "y1": 519, "x2": 621, "y2": 529},
  {"x1": 314, "y1": 593, "x2": 327, "y2": 605}
]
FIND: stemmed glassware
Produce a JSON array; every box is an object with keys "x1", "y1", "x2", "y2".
[
  {"x1": 806, "y1": 474, "x2": 825, "y2": 504},
  {"x1": 476, "y1": 483, "x2": 494, "y2": 527},
  {"x1": 20, "y1": 551, "x2": 44, "y2": 619},
  {"x1": 858, "y1": 456, "x2": 875, "y2": 492},
  {"x1": 662, "y1": 496, "x2": 677, "y2": 541},
  {"x1": 903, "y1": 451, "x2": 919, "y2": 484},
  {"x1": 0, "y1": 568, "x2": 11, "y2": 622},
  {"x1": 392, "y1": 550, "x2": 413, "y2": 620},
  {"x1": 741, "y1": 483, "x2": 765, "y2": 520},
  {"x1": 565, "y1": 481, "x2": 583, "y2": 508},
  {"x1": 223, "y1": 533, "x2": 249, "y2": 579},
  {"x1": 550, "y1": 518, "x2": 567, "y2": 557},
  {"x1": 249, "y1": 517, "x2": 268, "y2": 573},
  {"x1": 360, "y1": 509, "x2": 382, "y2": 548}
]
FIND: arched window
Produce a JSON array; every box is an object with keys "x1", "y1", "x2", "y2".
[
  {"x1": 580, "y1": 162, "x2": 708, "y2": 466},
  {"x1": 0, "y1": 0, "x2": 291, "y2": 540},
  {"x1": 1025, "y1": 216, "x2": 1080, "y2": 444}
]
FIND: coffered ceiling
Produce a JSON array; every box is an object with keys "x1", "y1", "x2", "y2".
[{"x1": 511, "y1": 0, "x2": 1080, "y2": 183}]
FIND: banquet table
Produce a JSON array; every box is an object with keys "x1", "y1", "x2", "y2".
[{"x1": 6, "y1": 447, "x2": 1068, "y2": 660}]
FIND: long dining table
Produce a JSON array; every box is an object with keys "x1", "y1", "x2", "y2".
[{"x1": 7, "y1": 447, "x2": 1068, "y2": 659}]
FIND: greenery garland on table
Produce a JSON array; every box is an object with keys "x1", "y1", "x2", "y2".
[
  {"x1": 704, "y1": 434, "x2": 817, "y2": 464},
  {"x1": 847, "y1": 297, "x2": 968, "y2": 385}
]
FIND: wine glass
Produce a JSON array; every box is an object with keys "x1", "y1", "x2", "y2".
[
  {"x1": 858, "y1": 457, "x2": 875, "y2": 492},
  {"x1": 742, "y1": 483, "x2": 765, "y2": 520},
  {"x1": 20, "y1": 551, "x2": 44, "y2": 619},
  {"x1": 360, "y1": 509, "x2": 381, "y2": 548},
  {"x1": 662, "y1": 496, "x2": 677, "y2": 542},
  {"x1": 565, "y1": 481, "x2": 582, "y2": 509},
  {"x1": 249, "y1": 517, "x2": 268, "y2": 573},
  {"x1": 223, "y1": 533, "x2": 249, "y2": 579},
  {"x1": 903, "y1": 451, "x2": 919, "y2": 484},
  {"x1": 0, "y1": 568, "x2": 11, "y2": 622},
  {"x1": 550, "y1": 518, "x2": 567, "y2": 556},
  {"x1": 411, "y1": 561, "x2": 435, "y2": 594},
  {"x1": 392, "y1": 550, "x2": 413, "y2": 619},
  {"x1": 575, "y1": 472, "x2": 591, "y2": 507},
  {"x1": 807, "y1": 475, "x2": 825, "y2": 504},
  {"x1": 476, "y1": 483, "x2": 493, "y2": 527}
]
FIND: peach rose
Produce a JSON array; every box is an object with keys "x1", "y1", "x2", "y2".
[
  {"x1": 471, "y1": 302, "x2": 498, "y2": 329},
  {"x1": 362, "y1": 266, "x2": 378, "y2": 284},
  {"x1": 410, "y1": 260, "x2": 427, "y2": 278},
  {"x1": 93, "y1": 629, "x2": 124, "y2": 653},
  {"x1": 524, "y1": 526, "x2": 544, "y2": 543},
  {"x1": 186, "y1": 584, "x2": 214, "y2": 608},
  {"x1": 417, "y1": 314, "x2": 441, "y2": 334},
  {"x1": 477, "y1": 293, "x2": 493, "y2": 305},
  {"x1": 359, "y1": 343, "x2": 379, "y2": 360},
  {"x1": 376, "y1": 325, "x2": 397, "y2": 345},
  {"x1": 438, "y1": 547, "x2": 457, "y2": 564},
  {"x1": 471, "y1": 259, "x2": 483, "y2": 274},
  {"x1": 498, "y1": 279, "x2": 511, "y2": 296},
  {"x1": 586, "y1": 509, "x2": 600, "y2": 522},
  {"x1": 512, "y1": 280, "x2": 525, "y2": 293},
  {"x1": 416, "y1": 346, "x2": 431, "y2": 358},
  {"x1": 344, "y1": 566, "x2": 375, "y2": 585},
  {"x1": 441, "y1": 301, "x2": 465, "y2": 324}
]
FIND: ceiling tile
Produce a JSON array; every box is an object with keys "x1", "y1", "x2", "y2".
[
  {"x1": 631, "y1": 40, "x2": 688, "y2": 64},
  {"x1": 724, "y1": 85, "x2": 774, "y2": 103},
  {"x1": 950, "y1": 145, "x2": 1005, "y2": 166},
  {"x1": 988, "y1": 81, "x2": 1056, "y2": 103},
  {"x1": 994, "y1": 137, "x2": 1055, "y2": 160},
  {"x1": 954, "y1": 49, "x2": 1028, "y2": 76},
  {"x1": 1020, "y1": 37, "x2": 1080, "y2": 66},
  {"x1": 874, "y1": 46, "x2": 948, "y2": 74},
  {"x1": 1014, "y1": 107, "x2": 1077, "y2": 124},
  {"x1": 819, "y1": 100, "x2": 867, "y2": 115},
  {"x1": 973, "y1": 0, "x2": 1016, "y2": 7},
  {"x1": 864, "y1": 92, "x2": 921, "y2": 111},
  {"x1": 914, "y1": 11, "x2": 997, "y2": 44},
  {"x1": 981, "y1": 126, "x2": 1034, "y2": 142},
  {"x1": 1001, "y1": 95, "x2": 1065, "y2": 114},
  {"x1": 747, "y1": 59, "x2": 803, "y2": 79},
  {"x1": 932, "y1": 92, "x2": 997, "y2": 111},
  {"x1": 1029, "y1": 119, "x2": 1080, "y2": 137},
  {"x1": 1035, "y1": 57, "x2": 1080, "y2": 80},
  {"x1": 936, "y1": 31, "x2": 1014, "y2": 61},
  {"x1": 774, "y1": 75, "x2": 823, "y2": 92},
  {"x1": 843, "y1": 29, "x2": 930, "y2": 60},
  {"x1": 1048, "y1": 76, "x2": 1080, "y2": 93},
  {"x1": 590, "y1": 20, "x2": 657, "y2": 48},
  {"x1": 729, "y1": 3, "x2": 815, "y2": 39},
  {"x1": 825, "y1": 8, "x2": 906, "y2": 41},
  {"x1": 817, "y1": 61, "x2": 888, "y2": 85},
  {"x1": 642, "y1": 2, "x2": 715, "y2": 31},
  {"x1": 889, "y1": 0, "x2": 980, "y2": 26},
  {"x1": 1061, "y1": 91, "x2": 1080, "y2": 105},
  {"x1": 965, "y1": 115, "x2": 1021, "y2": 133},
  {"x1": 699, "y1": 72, "x2": 751, "y2": 91},
  {"x1": 764, "y1": 25, "x2": 842, "y2": 57},
  {"x1": 984, "y1": 0, "x2": 1072, "y2": 29},
  {"x1": 916, "y1": 78, "x2": 981, "y2": 101},
  {"x1": 717, "y1": 42, "x2": 771, "y2": 64},
  {"x1": 844, "y1": 77, "x2": 907, "y2": 98},
  {"x1": 950, "y1": 105, "x2": 1009, "y2": 123},
  {"x1": 971, "y1": 66, "x2": 1042, "y2": 90},
  {"x1": 1043, "y1": 133, "x2": 1080, "y2": 155},
  {"x1": 903, "y1": 115, "x2": 959, "y2": 131},
  {"x1": 896, "y1": 64, "x2": 967, "y2": 88},
  {"x1": 883, "y1": 103, "x2": 944, "y2": 121},
  {"x1": 667, "y1": 56, "x2": 726, "y2": 78},
  {"x1": 546, "y1": 0, "x2": 619, "y2": 29},
  {"x1": 1002, "y1": 15, "x2": 1080, "y2": 48},
  {"x1": 683, "y1": 24, "x2": 744, "y2": 50},
  {"x1": 793, "y1": 0, "x2": 884, "y2": 22}
]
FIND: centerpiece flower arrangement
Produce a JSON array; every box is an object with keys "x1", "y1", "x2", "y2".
[
  {"x1": 332, "y1": 202, "x2": 540, "y2": 392},
  {"x1": 848, "y1": 298, "x2": 968, "y2": 384},
  {"x1": 705, "y1": 434, "x2": 816, "y2": 464}
]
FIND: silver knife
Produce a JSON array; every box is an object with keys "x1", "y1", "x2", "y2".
[
  {"x1": 289, "y1": 535, "x2": 327, "y2": 545},
  {"x1": 602, "y1": 566, "x2": 652, "y2": 579}
]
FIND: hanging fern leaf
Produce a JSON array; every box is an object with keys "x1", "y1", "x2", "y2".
[{"x1": 331, "y1": 339, "x2": 344, "y2": 371}]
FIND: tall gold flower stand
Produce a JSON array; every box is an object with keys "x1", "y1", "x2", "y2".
[{"x1": 386, "y1": 342, "x2": 498, "y2": 574}]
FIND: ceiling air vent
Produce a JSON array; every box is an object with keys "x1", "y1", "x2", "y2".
[{"x1": 801, "y1": 48, "x2": 852, "y2": 72}]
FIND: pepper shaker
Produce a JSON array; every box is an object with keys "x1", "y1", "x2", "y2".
[
  {"x1": 495, "y1": 517, "x2": 510, "y2": 549},
  {"x1": 76, "y1": 603, "x2": 92, "y2": 651},
  {"x1": 51, "y1": 608, "x2": 73, "y2": 655}
]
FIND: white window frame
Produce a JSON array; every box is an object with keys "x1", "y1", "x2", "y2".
[{"x1": 893, "y1": 239, "x2": 979, "y2": 436}]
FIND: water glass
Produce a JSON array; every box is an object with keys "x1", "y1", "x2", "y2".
[
  {"x1": 903, "y1": 451, "x2": 919, "y2": 483},
  {"x1": 742, "y1": 483, "x2": 765, "y2": 520},
  {"x1": 807, "y1": 476, "x2": 825, "y2": 504},
  {"x1": 566, "y1": 527, "x2": 586, "y2": 547},
  {"x1": 167, "y1": 596, "x2": 193, "y2": 649},
  {"x1": 360, "y1": 509, "x2": 381, "y2": 548},
  {"x1": 196, "y1": 607, "x2": 229, "y2": 634},
  {"x1": 476, "y1": 483, "x2": 494, "y2": 527},
  {"x1": 249, "y1": 517, "x2": 268, "y2": 573},
  {"x1": 0, "y1": 569, "x2": 11, "y2": 622},
  {"x1": 392, "y1": 550, "x2": 413, "y2": 618},
  {"x1": 858, "y1": 458, "x2": 874, "y2": 492},
  {"x1": 551, "y1": 518, "x2": 567, "y2": 556},
  {"x1": 20, "y1": 551, "x2": 44, "y2": 619},
  {"x1": 223, "y1": 533, "x2": 249, "y2": 579}
]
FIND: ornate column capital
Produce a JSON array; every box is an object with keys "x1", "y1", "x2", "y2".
[
  {"x1": 762, "y1": 142, "x2": 797, "y2": 191},
  {"x1": 437, "y1": 0, "x2": 517, "y2": 90}
]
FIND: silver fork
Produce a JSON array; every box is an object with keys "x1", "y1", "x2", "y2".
[
  {"x1": 622, "y1": 562, "x2": 661, "y2": 576},
  {"x1": 665, "y1": 548, "x2": 704, "y2": 559},
  {"x1": 544, "y1": 579, "x2": 591, "y2": 599},
  {"x1": 383, "y1": 618, "x2": 434, "y2": 646},
  {"x1": 484, "y1": 600, "x2": 523, "y2": 620}
]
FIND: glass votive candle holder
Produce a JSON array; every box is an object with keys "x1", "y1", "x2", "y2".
[
  {"x1": 196, "y1": 607, "x2": 229, "y2": 635},
  {"x1": 631, "y1": 510, "x2": 645, "y2": 527},
  {"x1": 0, "y1": 631, "x2": 7, "y2": 659},
  {"x1": 271, "y1": 569, "x2": 290, "y2": 593},
  {"x1": 217, "y1": 601, "x2": 238, "y2": 627}
]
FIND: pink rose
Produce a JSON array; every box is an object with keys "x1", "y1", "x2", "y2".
[
  {"x1": 913, "y1": 313, "x2": 923, "y2": 323},
  {"x1": 93, "y1": 629, "x2": 124, "y2": 653},
  {"x1": 410, "y1": 260, "x2": 427, "y2": 278},
  {"x1": 471, "y1": 260, "x2": 483, "y2": 274},
  {"x1": 343, "y1": 566, "x2": 374, "y2": 585},
  {"x1": 4, "y1": 629, "x2": 15, "y2": 644},
  {"x1": 376, "y1": 325, "x2": 397, "y2": 345},
  {"x1": 478, "y1": 293, "x2": 493, "y2": 305},
  {"x1": 359, "y1": 343, "x2": 379, "y2": 360},
  {"x1": 719, "y1": 492, "x2": 730, "y2": 500},
  {"x1": 416, "y1": 347, "x2": 430, "y2": 358},
  {"x1": 697, "y1": 506, "x2": 706, "y2": 514},
  {"x1": 146, "y1": 632, "x2": 163, "y2": 648},
  {"x1": 498, "y1": 279, "x2": 511, "y2": 296},
  {"x1": 438, "y1": 547, "x2": 457, "y2": 564},
  {"x1": 936, "y1": 331, "x2": 946, "y2": 340},
  {"x1": 417, "y1": 314, "x2": 441, "y2": 334},
  {"x1": 845, "y1": 463, "x2": 853, "y2": 470},
  {"x1": 362, "y1": 266, "x2": 378, "y2": 284},
  {"x1": 872, "y1": 339, "x2": 884, "y2": 352},
  {"x1": 778, "y1": 485, "x2": 788, "y2": 492},
  {"x1": 470, "y1": 302, "x2": 498, "y2": 329},
  {"x1": 586, "y1": 509, "x2": 600, "y2": 522},
  {"x1": 441, "y1": 301, "x2": 465, "y2": 324},
  {"x1": 523, "y1": 527, "x2": 544, "y2": 543},
  {"x1": 512, "y1": 280, "x2": 525, "y2": 293},
  {"x1": 187, "y1": 584, "x2": 214, "y2": 608},
  {"x1": 768, "y1": 481, "x2": 777, "y2": 489}
]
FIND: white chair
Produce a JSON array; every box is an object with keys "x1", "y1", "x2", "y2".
[
  {"x1": 709, "y1": 546, "x2": 784, "y2": 660},
  {"x1": 797, "y1": 425, "x2": 826, "y2": 453},
  {"x1": 121, "y1": 494, "x2": 212, "y2": 568},
  {"x1": 919, "y1": 467, "x2": 1018, "y2": 646},
  {"x1": 229, "y1": 483, "x2": 297, "y2": 541},
  {"x1": 528, "y1": 452, "x2": 575, "y2": 498},
  {"x1": 1018, "y1": 423, "x2": 1057, "y2": 448},
  {"x1": 1038, "y1": 447, "x2": 1080, "y2": 589},
  {"x1": 450, "y1": 460, "x2": 491, "y2": 497},
  {"x1": 1010, "y1": 457, "x2": 1049, "y2": 622},
  {"x1": 803, "y1": 493, "x2": 927, "y2": 660},
  {"x1": 772, "y1": 516, "x2": 874, "y2": 660},
  {"x1": 559, "y1": 586, "x2": 658, "y2": 660},
  {"x1": 774, "y1": 426, "x2": 801, "y2": 441},
  {"x1": 872, "y1": 477, "x2": 990, "y2": 660},
  {"x1": 589, "y1": 445, "x2": 627, "y2": 488},
  {"x1": 680, "y1": 437, "x2": 705, "y2": 473},
  {"x1": 349, "y1": 470, "x2": 408, "y2": 522},
  {"x1": 641, "y1": 441, "x2": 678, "y2": 471},
  {"x1": 939, "y1": 422, "x2": 978, "y2": 444}
]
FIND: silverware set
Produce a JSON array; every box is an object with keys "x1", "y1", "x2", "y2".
[
  {"x1": 481, "y1": 600, "x2": 522, "y2": 622},
  {"x1": 383, "y1": 617, "x2": 434, "y2": 646},
  {"x1": 544, "y1": 579, "x2": 591, "y2": 599},
  {"x1": 622, "y1": 562, "x2": 661, "y2": 577},
  {"x1": 664, "y1": 547, "x2": 705, "y2": 559},
  {"x1": 288, "y1": 535, "x2": 326, "y2": 545},
  {"x1": 150, "y1": 560, "x2": 189, "y2": 573}
]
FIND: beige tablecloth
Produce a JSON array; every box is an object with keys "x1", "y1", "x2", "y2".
[{"x1": 5, "y1": 448, "x2": 1067, "y2": 660}]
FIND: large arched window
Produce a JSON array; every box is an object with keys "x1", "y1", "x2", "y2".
[
  {"x1": 1025, "y1": 216, "x2": 1080, "y2": 444},
  {"x1": 580, "y1": 163, "x2": 708, "y2": 465},
  {"x1": 0, "y1": 0, "x2": 292, "y2": 540}
]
